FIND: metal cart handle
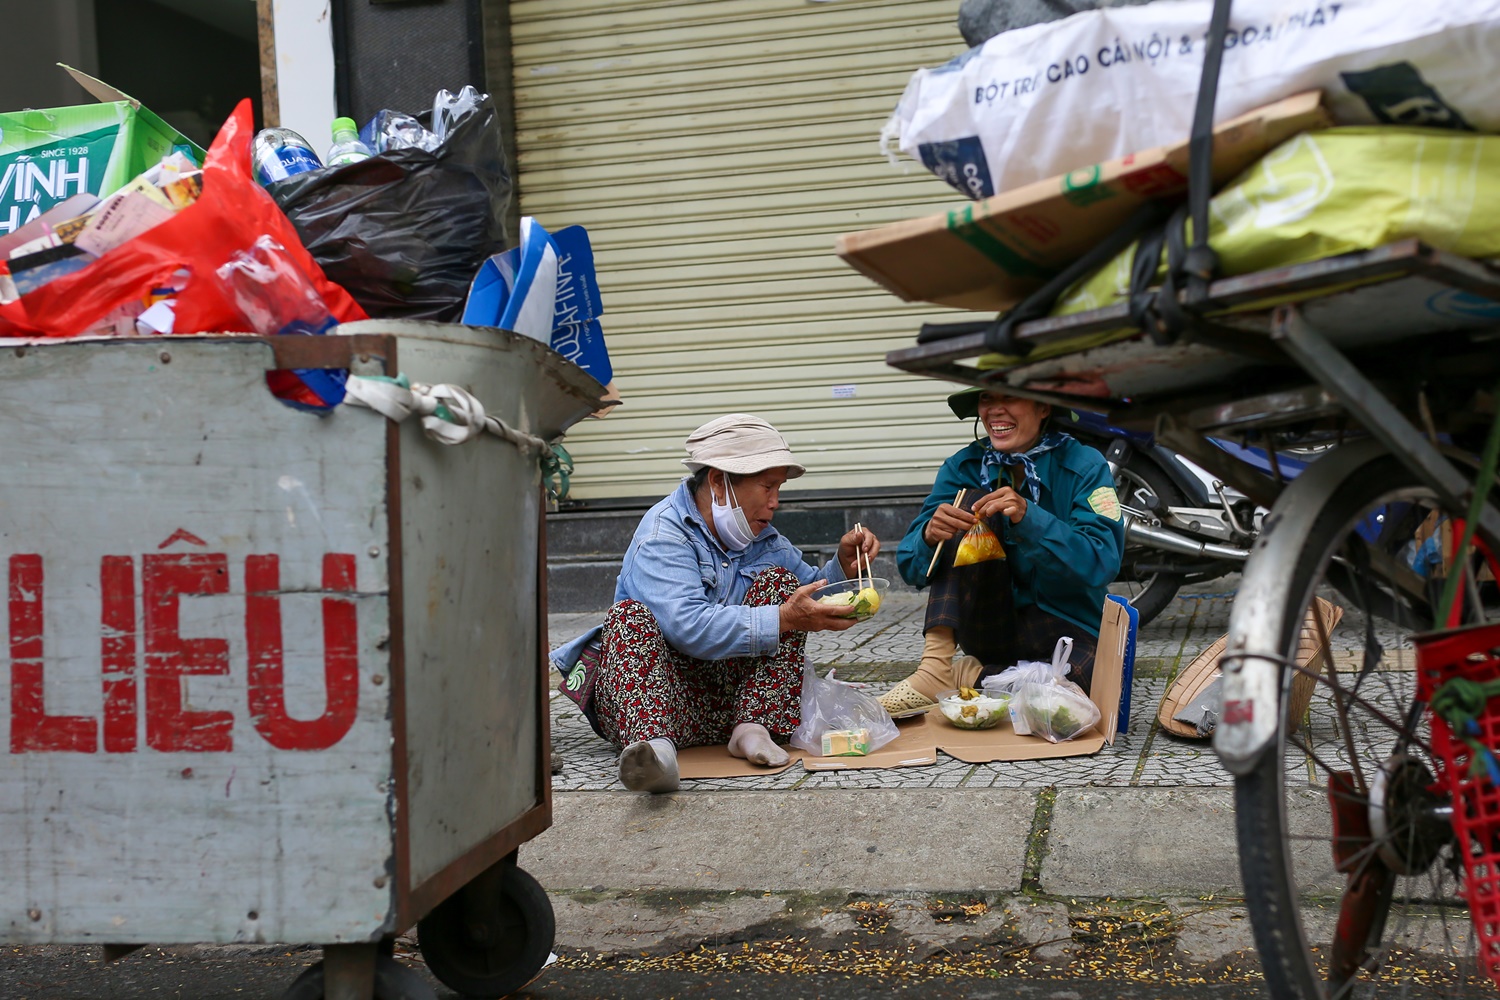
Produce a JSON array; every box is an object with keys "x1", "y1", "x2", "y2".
[{"x1": 915, "y1": 320, "x2": 992, "y2": 345}]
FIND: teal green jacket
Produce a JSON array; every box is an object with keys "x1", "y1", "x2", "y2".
[{"x1": 895, "y1": 437, "x2": 1124, "y2": 637}]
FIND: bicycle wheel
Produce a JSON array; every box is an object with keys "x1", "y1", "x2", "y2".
[{"x1": 1234, "y1": 443, "x2": 1500, "y2": 999}]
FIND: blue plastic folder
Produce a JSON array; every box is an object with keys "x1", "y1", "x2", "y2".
[
  {"x1": 1105, "y1": 595, "x2": 1138, "y2": 733},
  {"x1": 463, "y1": 218, "x2": 613, "y2": 385}
]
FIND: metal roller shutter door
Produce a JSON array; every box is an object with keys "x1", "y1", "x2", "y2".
[{"x1": 510, "y1": 0, "x2": 976, "y2": 500}]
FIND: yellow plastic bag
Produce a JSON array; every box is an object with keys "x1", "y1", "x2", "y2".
[
  {"x1": 1053, "y1": 126, "x2": 1500, "y2": 317},
  {"x1": 952, "y1": 520, "x2": 1005, "y2": 567}
]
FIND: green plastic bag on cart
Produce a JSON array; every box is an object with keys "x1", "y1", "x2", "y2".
[{"x1": 1053, "y1": 126, "x2": 1500, "y2": 318}]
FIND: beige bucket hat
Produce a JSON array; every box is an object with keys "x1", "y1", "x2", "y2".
[{"x1": 681, "y1": 414, "x2": 806, "y2": 478}]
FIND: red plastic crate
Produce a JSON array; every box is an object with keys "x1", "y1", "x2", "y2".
[{"x1": 1415, "y1": 620, "x2": 1500, "y2": 983}]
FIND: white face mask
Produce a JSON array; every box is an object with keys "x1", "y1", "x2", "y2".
[{"x1": 710, "y1": 476, "x2": 758, "y2": 552}]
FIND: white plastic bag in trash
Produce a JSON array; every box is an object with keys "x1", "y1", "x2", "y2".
[
  {"x1": 883, "y1": 1, "x2": 1500, "y2": 198},
  {"x1": 790, "y1": 660, "x2": 900, "y2": 756}
]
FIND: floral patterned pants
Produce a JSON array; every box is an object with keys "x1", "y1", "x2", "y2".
[{"x1": 592, "y1": 568, "x2": 805, "y2": 748}]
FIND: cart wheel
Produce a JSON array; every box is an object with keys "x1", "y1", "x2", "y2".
[
  {"x1": 418, "y1": 862, "x2": 556, "y2": 998},
  {"x1": 280, "y1": 952, "x2": 436, "y2": 1000}
]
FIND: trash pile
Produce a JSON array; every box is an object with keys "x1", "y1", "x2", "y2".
[{"x1": 0, "y1": 69, "x2": 613, "y2": 410}]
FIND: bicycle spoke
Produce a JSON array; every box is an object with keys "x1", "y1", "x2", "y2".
[
  {"x1": 1287, "y1": 733, "x2": 1373, "y2": 794},
  {"x1": 1294, "y1": 661, "x2": 1436, "y2": 760}
]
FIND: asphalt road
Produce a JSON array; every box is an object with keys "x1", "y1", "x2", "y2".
[
  {"x1": 3, "y1": 945, "x2": 1273, "y2": 1000},
  {"x1": 518, "y1": 967, "x2": 1273, "y2": 999}
]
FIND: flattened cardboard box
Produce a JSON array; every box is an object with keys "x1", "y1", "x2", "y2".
[
  {"x1": 677, "y1": 598, "x2": 1128, "y2": 779},
  {"x1": 835, "y1": 91, "x2": 1329, "y2": 313}
]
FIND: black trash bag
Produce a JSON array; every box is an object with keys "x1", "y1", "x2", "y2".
[{"x1": 267, "y1": 97, "x2": 510, "y2": 322}]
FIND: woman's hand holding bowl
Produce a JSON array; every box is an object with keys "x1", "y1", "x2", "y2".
[{"x1": 781, "y1": 581, "x2": 860, "y2": 633}]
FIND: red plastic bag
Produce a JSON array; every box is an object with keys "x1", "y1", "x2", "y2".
[{"x1": 0, "y1": 100, "x2": 366, "y2": 338}]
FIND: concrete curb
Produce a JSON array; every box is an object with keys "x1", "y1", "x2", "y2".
[
  {"x1": 527, "y1": 789, "x2": 1035, "y2": 894},
  {"x1": 526, "y1": 787, "x2": 1246, "y2": 897},
  {"x1": 521, "y1": 787, "x2": 1273, "y2": 970}
]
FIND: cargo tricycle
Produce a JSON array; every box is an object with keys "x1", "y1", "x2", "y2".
[{"x1": 861, "y1": 2, "x2": 1500, "y2": 995}]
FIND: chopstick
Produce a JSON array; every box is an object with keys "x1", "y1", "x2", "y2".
[
  {"x1": 853, "y1": 521, "x2": 868, "y2": 589},
  {"x1": 926, "y1": 489, "x2": 966, "y2": 578}
]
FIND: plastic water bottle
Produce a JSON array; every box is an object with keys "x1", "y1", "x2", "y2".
[
  {"x1": 326, "y1": 117, "x2": 373, "y2": 166},
  {"x1": 250, "y1": 127, "x2": 323, "y2": 186}
]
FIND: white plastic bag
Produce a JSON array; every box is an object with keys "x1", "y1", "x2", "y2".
[
  {"x1": 791, "y1": 660, "x2": 900, "y2": 756},
  {"x1": 982, "y1": 636, "x2": 1074, "y2": 696},
  {"x1": 883, "y1": 1, "x2": 1500, "y2": 198},
  {"x1": 1012, "y1": 678, "x2": 1102, "y2": 743}
]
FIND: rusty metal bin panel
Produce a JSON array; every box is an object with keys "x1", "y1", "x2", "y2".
[
  {"x1": 368, "y1": 322, "x2": 588, "y2": 904},
  {"x1": 0, "y1": 324, "x2": 601, "y2": 946}
]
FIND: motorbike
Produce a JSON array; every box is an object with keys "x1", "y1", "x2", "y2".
[{"x1": 1065, "y1": 410, "x2": 1318, "y2": 625}]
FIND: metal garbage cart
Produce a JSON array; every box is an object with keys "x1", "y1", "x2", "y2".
[{"x1": 0, "y1": 320, "x2": 604, "y2": 999}]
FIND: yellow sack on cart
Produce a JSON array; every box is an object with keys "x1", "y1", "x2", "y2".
[{"x1": 1053, "y1": 126, "x2": 1500, "y2": 317}]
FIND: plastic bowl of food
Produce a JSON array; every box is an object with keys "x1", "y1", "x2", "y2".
[
  {"x1": 937, "y1": 687, "x2": 1011, "y2": 730},
  {"x1": 813, "y1": 577, "x2": 889, "y2": 621}
]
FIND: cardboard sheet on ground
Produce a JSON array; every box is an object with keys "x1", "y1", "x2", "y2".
[
  {"x1": 835, "y1": 91, "x2": 1328, "y2": 313},
  {"x1": 676, "y1": 600, "x2": 1127, "y2": 779}
]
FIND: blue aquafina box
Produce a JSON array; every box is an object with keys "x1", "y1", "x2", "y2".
[{"x1": 251, "y1": 127, "x2": 324, "y2": 186}]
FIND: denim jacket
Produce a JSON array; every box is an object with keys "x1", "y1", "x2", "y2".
[{"x1": 549, "y1": 480, "x2": 846, "y2": 675}]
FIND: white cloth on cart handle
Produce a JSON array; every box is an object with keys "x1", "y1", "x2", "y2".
[{"x1": 343, "y1": 374, "x2": 551, "y2": 453}]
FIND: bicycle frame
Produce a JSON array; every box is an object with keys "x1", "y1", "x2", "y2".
[{"x1": 1213, "y1": 306, "x2": 1500, "y2": 773}]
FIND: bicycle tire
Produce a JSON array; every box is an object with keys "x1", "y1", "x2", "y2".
[{"x1": 1234, "y1": 449, "x2": 1499, "y2": 999}]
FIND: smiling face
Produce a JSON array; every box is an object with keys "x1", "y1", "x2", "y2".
[
  {"x1": 976, "y1": 392, "x2": 1051, "y2": 453},
  {"x1": 710, "y1": 467, "x2": 788, "y2": 537}
]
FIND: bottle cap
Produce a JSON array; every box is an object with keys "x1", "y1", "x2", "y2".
[{"x1": 332, "y1": 117, "x2": 359, "y2": 136}]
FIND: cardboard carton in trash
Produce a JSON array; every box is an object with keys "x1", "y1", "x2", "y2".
[
  {"x1": 0, "y1": 67, "x2": 201, "y2": 236},
  {"x1": 463, "y1": 218, "x2": 615, "y2": 389}
]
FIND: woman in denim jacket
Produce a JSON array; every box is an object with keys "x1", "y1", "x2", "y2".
[{"x1": 551, "y1": 414, "x2": 879, "y2": 793}]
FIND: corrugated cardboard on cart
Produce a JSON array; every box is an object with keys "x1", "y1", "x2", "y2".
[
  {"x1": 677, "y1": 599, "x2": 1128, "y2": 778},
  {"x1": 835, "y1": 91, "x2": 1329, "y2": 313}
]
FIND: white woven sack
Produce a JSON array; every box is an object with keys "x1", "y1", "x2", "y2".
[{"x1": 884, "y1": 0, "x2": 1500, "y2": 198}]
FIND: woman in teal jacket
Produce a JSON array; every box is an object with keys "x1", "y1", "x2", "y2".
[{"x1": 879, "y1": 388, "x2": 1124, "y2": 715}]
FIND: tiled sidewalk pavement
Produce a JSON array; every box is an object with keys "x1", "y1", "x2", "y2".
[{"x1": 547, "y1": 582, "x2": 1247, "y2": 792}]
